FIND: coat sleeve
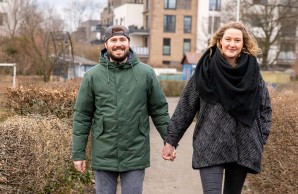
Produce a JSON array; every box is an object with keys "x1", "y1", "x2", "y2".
[
  {"x1": 147, "y1": 69, "x2": 170, "y2": 140},
  {"x1": 72, "y1": 75, "x2": 95, "y2": 161},
  {"x1": 165, "y1": 75, "x2": 200, "y2": 148},
  {"x1": 259, "y1": 76, "x2": 272, "y2": 145}
]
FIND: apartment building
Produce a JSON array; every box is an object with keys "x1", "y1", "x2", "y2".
[
  {"x1": 101, "y1": 0, "x2": 143, "y2": 26},
  {"x1": 100, "y1": 0, "x2": 297, "y2": 69},
  {"x1": 145, "y1": 0, "x2": 198, "y2": 66},
  {"x1": 101, "y1": 0, "x2": 198, "y2": 66},
  {"x1": 71, "y1": 20, "x2": 101, "y2": 44}
]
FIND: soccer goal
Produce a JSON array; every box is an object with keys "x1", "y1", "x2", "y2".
[{"x1": 0, "y1": 63, "x2": 16, "y2": 88}]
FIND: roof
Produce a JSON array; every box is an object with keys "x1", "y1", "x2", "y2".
[
  {"x1": 73, "y1": 56, "x2": 98, "y2": 66},
  {"x1": 181, "y1": 52, "x2": 202, "y2": 65},
  {"x1": 61, "y1": 55, "x2": 98, "y2": 66}
]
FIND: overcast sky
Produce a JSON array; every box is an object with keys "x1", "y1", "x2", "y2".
[{"x1": 37, "y1": 0, "x2": 107, "y2": 18}]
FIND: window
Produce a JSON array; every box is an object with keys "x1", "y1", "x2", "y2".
[
  {"x1": 163, "y1": 61, "x2": 171, "y2": 65},
  {"x1": 251, "y1": 15, "x2": 264, "y2": 28},
  {"x1": 183, "y1": 39, "x2": 191, "y2": 53},
  {"x1": 280, "y1": 20, "x2": 297, "y2": 37},
  {"x1": 164, "y1": 0, "x2": 176, "y2": 9},
  {"x1": 145, "y1": 15, "x2": 149, "y2": 29},
  {"x1": 145, "y1": 0, "x2": 149, "y2": 11},
  {"x1": 163, "y1": 38, "x2": 171, "y2": 55},
  {"x1": 91, "y1": 26, "x2": 96, "y2": 32},
  {"x1": 184, "y1": 16, "x2": 192, "y2": 33},
  {"x1": 209, "y1": 0, "x2": 221, "y2": 11},
  {"x1": 164, "y1": 15, "x2": 176, "y2": 32},
  {"x1": 208, "y1": 16, "x2": 220, "y2": 34},
  {"x1": 278, "y1": 41, "x2": 296, "y2": 61},
  {"x1": 177, "y1": 0, "x2": 191, "y2": 10},
  {"x1": 280, "y1": 42, "x2": 295, "y2": 52},
  {"x1": 253, "y1": 0, "x2": 268, "y2": 4}
]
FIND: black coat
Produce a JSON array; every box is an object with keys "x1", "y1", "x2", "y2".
[{"x1": 165, "y1": 75, "x2": 272, "y2": 173}]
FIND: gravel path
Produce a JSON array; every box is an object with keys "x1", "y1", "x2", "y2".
[{"x1": 143, "y1": 97, "x2": 203, "y2": 194}]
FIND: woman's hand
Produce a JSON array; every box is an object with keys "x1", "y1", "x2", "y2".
[{"x1": 161, "y1": 143, "x2": 176, "y2": 161}]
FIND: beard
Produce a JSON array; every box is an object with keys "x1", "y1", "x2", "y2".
[{"x1": 108, "y1": 49, "x2": 129, "y2": 63}]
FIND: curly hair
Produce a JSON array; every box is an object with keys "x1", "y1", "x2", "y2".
[{"x1": 209, "y1": 21, "x2": 262, "y2": 57}]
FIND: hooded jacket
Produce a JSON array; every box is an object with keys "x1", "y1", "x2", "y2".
[{"x1": 72, "y1": 48, "x2": 169, "y2": 172}]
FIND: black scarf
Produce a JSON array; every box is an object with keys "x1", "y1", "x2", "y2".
[{"x1": 194, "y1": 47, "x2": 260, "y2": 127}]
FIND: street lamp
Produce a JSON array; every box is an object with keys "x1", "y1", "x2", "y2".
[{"x1": 236, "y1": 0, "x2": 240, "y2": 21}]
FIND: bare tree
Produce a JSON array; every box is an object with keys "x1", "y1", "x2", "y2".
[
  {"x1": 242, "y1": 0, "x2": 298, "y2": 69},
  {"x1": 222, "y1": 0, "x2": 298, "y2": 70},
  {"x1": 63, "y1": 0, "x2": 101, "y2": 32},
  {"x1": 1, "y1": 0, "x2": 30, "y2": 38},
  {"x1": 1, "y1": 0, "x2": 66, "y2": 81}
]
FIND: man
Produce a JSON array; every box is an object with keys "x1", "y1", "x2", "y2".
[{"x1": 72, "y1": 25, "x2": 169, "y2": 194}]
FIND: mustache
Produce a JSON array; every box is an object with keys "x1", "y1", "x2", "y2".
[{"x1": 112, "y1": 46, "x2": 125, "y2": 50}]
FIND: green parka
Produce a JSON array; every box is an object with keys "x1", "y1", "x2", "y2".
[{"x1": 72, "y1": 48, "x2": 170, "y2": 172}]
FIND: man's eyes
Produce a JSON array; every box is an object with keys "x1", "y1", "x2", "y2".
[{"x1": 110, "y1": 38, "x2": 127, "y2": 42}]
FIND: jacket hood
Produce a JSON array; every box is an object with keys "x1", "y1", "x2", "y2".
[{"x1": 99, "y1": 48, "x2": 138, "y2": 69}]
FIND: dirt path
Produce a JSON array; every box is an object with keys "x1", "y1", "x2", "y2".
[{"x1": 143, "y1": 97, "x2": 203, "y2": 194}]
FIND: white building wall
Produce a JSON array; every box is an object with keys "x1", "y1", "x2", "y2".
[
  {"x1": 113, "y1": 4, "x2": 144, "y2": 48},
  {"x1": 196, "y1": 0, "x2": 241, "y2": 52},
  {"x1": 113, "y1": 4, "x2": 143, "y2": 28},
  {"x1": 196, "y1": 0, "x2": 209, "y2": 52}
]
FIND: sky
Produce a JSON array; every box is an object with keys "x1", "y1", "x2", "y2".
[{"x1": 37, "y1": 0, "x2": 107, "y2": 19}]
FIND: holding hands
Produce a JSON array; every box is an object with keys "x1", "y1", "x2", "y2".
[{"x1": 162, "y1": 143, "x2": 176, "y2": 161}]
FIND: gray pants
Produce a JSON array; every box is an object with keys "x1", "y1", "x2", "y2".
[
  {"x1": 94, "y1": 169, "x2": 145, "y2": 194},
  {"x1": 199, "y1": 163, "x2": 247, "y2": 194}
]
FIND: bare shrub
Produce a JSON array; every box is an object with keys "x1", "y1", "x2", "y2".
[
  {"x1": 0, "y1": 115, "x2": 72, "y2": 193},
  {"x1": 246, "y1": 92, "x2": 298, "y2": 193},
  {"x1": 5, "y1": 84, "x2": 78, "y2": 119},
  {"x1": 160, "y1": 80, "x2": 186, "y2": 97}
]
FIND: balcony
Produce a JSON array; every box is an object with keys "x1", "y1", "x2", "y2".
[
  {"x1": 128, "y1": 25, "x2": 149, "y2": 35},
  {"x1": 131, "y1": 46, "x2": 149, "y2": 57}
]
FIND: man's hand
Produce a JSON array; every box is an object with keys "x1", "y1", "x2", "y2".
[
  {"x1": 73, "y1": 160, "x2": 86, "y2": 173},
  {"x1": 162, "y1": 143, "x2": 176, "y2": 161}
]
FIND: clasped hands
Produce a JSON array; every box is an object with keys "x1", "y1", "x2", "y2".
[{"x1": 161, "y1": 143, "x2": 176, "y2": 161}]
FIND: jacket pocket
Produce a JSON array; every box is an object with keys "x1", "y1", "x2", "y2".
[
  {"x1": 138, "y1": 115, "x2": 148, "y2": 137},
  {"x1": 256, "y1": 117, "x2": 265, "y2": 145},
  {"x1": 92, "y1": 116, "x2": 104, "y2": 139}
]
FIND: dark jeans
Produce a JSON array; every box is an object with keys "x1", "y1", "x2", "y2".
[
  {"x1": 94, "y1": 169, "x2": 145, "y2": 194},
  {"x1": 199, "y1": 163, "x2": 247, "y2": 194}
]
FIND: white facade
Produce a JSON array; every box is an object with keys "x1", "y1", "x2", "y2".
[
  {"x1": 196, "y1": 0, "x2": 210, "y2": 52},
  {"x1": 196, "y1": 0, "x2": 239, "y2": 52},
  {"x1": 113, "y1": 4, "x2": 144, "y2": 48}
]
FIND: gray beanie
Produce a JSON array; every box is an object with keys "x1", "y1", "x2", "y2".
[{"x1": 104, "y1": 25, "x2": 130, "y2": 42}]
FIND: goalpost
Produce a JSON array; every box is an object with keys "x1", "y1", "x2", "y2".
[{"x1": 0, "y1": 63, "x2": 16, "y2": 88}]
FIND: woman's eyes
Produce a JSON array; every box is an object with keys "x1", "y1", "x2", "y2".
[{"x1": 225, "y1": 38, "x2": 241, "y2": 42}]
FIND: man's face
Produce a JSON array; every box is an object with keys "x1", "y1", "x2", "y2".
[{"x1": 105, "y1": 35, "x2": 130, "y2": 63}]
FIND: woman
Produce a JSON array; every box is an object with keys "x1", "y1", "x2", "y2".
[{"x1": 162, "y1": 21, "x2": 272, "y2": 194}]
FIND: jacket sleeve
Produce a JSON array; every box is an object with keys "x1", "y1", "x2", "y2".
[
  {"x1": 147, "y1": 69, "x2": 170, "y2": 140},
  {"x1": 165, "y1": 75, "x2": 200, "y2": 148},
  {"x1": 72, "y1": 75, "x2": 95, "y2": 161},
  {"x1": 259, "y1": 76, "x2": 272, "y2": 145}
]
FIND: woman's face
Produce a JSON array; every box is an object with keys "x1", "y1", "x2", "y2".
[{"x1": 220, "y1": 28, "x2": 243, "y2": 66}]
